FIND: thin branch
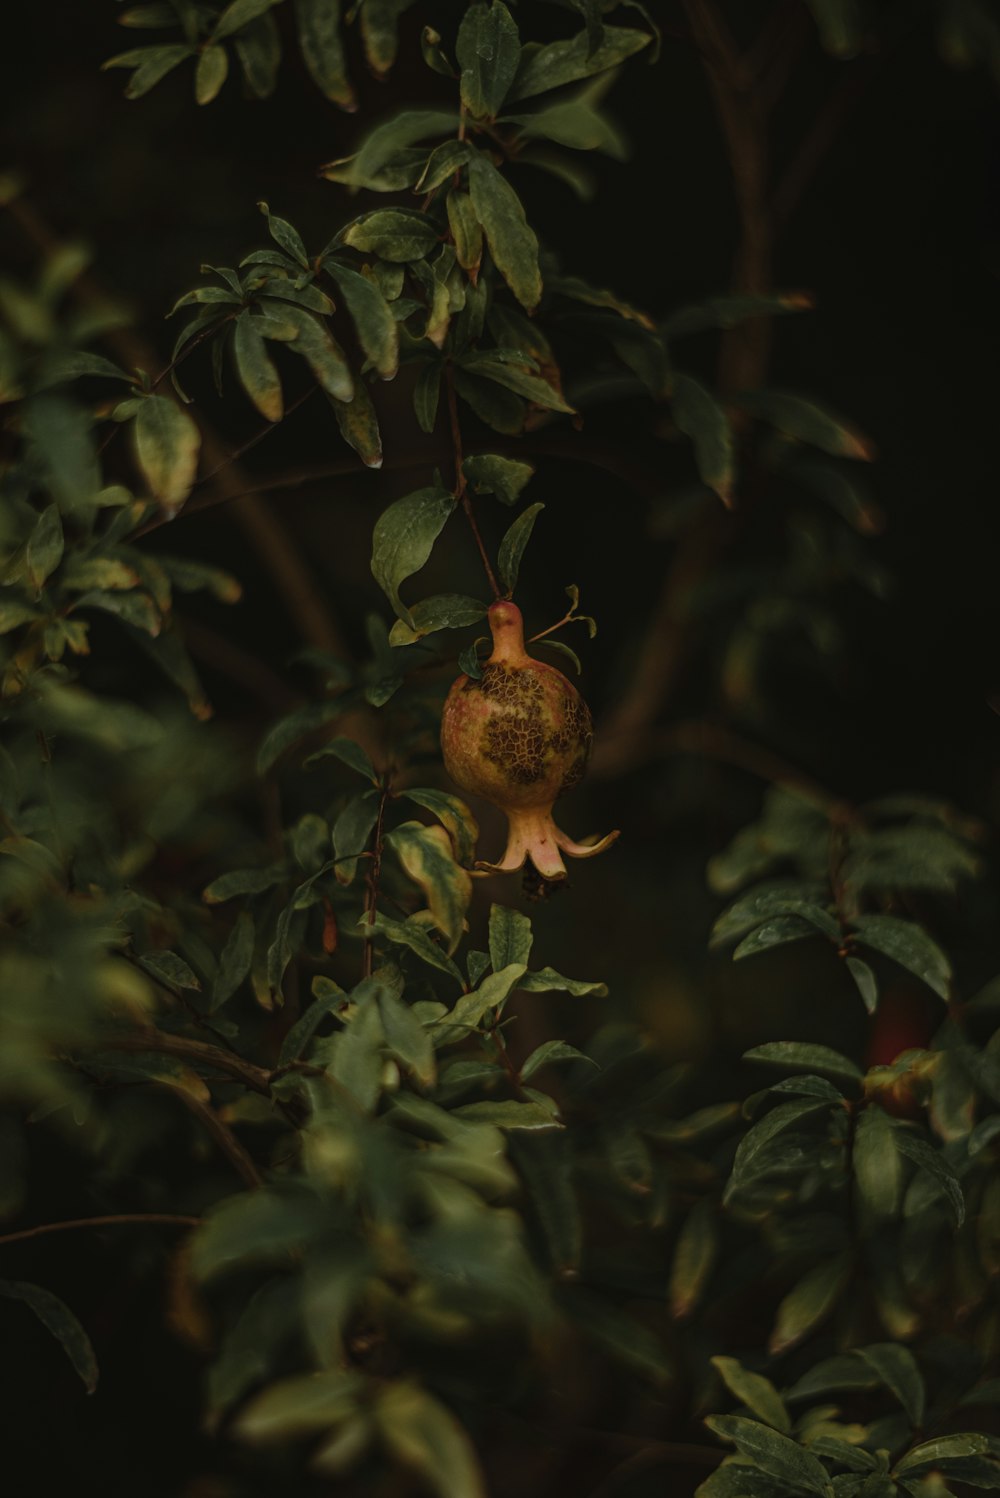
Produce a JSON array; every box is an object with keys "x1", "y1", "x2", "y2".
[
  {"x1": 771, "y1": 59, "x2": 875, "y2": 232},
  {"x1": 362, "y1": 780, "x2": 392, "y2": 980},
  {"x1": 0, "y1": 1214, "x2": 200, "y2": 1249},
  {"x1": 445, "y1": 363, "x2": 501, "y2": 600},
  {"x1": 164, "y1": 1084, "x2": 263, "y2": 1188},
  {"x1": 101, "y1": 1030, "x2": 274, "y2": 1097}
]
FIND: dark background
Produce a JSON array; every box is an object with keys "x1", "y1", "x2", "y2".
[{"x1": 1, "y1": 2, "x2": 999, "y2": 1492}]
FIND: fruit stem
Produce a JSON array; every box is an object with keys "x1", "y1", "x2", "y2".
[{"x1": 445, "y1": 362, "x2": 501, "y2": 601}]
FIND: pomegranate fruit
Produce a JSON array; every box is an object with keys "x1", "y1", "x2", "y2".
[{"x1": 440, "y1": 600, "x2": 619, "y2": 879}]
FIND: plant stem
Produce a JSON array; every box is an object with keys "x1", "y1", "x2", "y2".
[
  {"x1": 445, "y1": 363, "x2": 501, "y2": 600},
  {"x1": 102, "y1": 1030, "x2": 274, "y2": 1096},
  {"x1": 0, "y1": 1214, "x2": 200, "y2": 1249},
  {"x1": 362, "y1": 779, "x2": 391, "y2": 979}
]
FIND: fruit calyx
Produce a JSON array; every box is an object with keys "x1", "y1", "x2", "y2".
[{"x1": 440, "y1": 599, "x2": 619, "y2": 881}]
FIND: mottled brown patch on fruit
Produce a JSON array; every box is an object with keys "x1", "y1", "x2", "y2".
[{"x1": 465, "y1": 662, "x2": 592, "y2": 791}]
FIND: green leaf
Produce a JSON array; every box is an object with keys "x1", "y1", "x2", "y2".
[
  {"x1": 329, "y1": 987, "x2": 384, "y2": 1111},
  {"x1": 333, "y1": 790, "x2": 379, "y2": 886},
  {"x1": 191, "y1": 1188, "x2": 325, "y2": 1280},
  {"x1": 235, "y1": 1369, "x2": 363, "y2": 1443},
  {"x1": 461, "y1": 352, "x2": 572, "y2": 413},
  {"x1": 488, "y1": 904, "x2": 533, "y2": 971},
  {"x1": 234, "y1": 313, "x2": 283, "y2": 422},
  {"x1": 846, "y1": 955, "x2": 879, "y2": 1014},
  {"x1": 454, "y1": 1099, "x2": 561, "y2": 1130},
  {"x1": 895, "y1": 1131, "x2": 965, "y2": 1226},
  {"x1": 497, "y1": 501, "x2": 544, "y2": 594},
  {"x1": 518, "y1": 966, "x2": 607, "y2": 998},
  {"x1": 851, "y1": 915, "x2": 952, "y2": 1002},
  {"x1": 734, "y1": 388, "x2": 874, "y2": 460},
  {"x1": 896, "y1": 1435, "x2": 995, "y2": 1477},
  {"x1": 853, "y1": 1104, "x2": 902, "y2": 1220},
  {"x1": 376, "y1": 1381, "x2": 487, "y2": 1498},
  {"x1": 134, "y1": 395, "x2": 200, "y2": 513},
  {"x1": 413, "y1": 362, "x2": 441, "y2": 434},
  {"x1": 386, "y1": 821, "x2": 472, "y2": 954},
  {"x1": 140, "y1": 949, "x2": 201, "y2": 992},
  {"x1": 726, "y1": 1098, "x2": 834, "y2": 1202},
  {"x1": 362, "y1": 911, "x2": 463, "y2": 984},
  {"x1": 325, "y1": 263, "x2": 398, "y2": 380},
  {"x1": 512, "y1": 1134, "x2": 580, "y2": 1274},
  {"x1": 295, "y1": 0, "x2": 354, "y2": 107},
  {"x1": 507, "y1": 98, "x2": 626, "y2": 159},
  {"x1": 448, "y1": 962, "x2": 528, "y2": 1032},
  {"x1": 275, "y1": 305, "x2": 353, "y2": 402},
  {"x1": 304, "y1": 735, "x2": 378, "y2": 783},
  {"x1": 25, "y1": 506, "x2": 64, "y2": 591},
  {"x1": 23, "y1": 394, "x2": 101, "y2": 515},
  {"x1": 212, "y1": 912, "x2": 255, "y2": 1011},
  {"x1": 342, "y1": 209, "x2": 439, "y2": 263},
  {"x1": 103, "y1": 44, "x2": 194, "y2": 98},
  {"x1": 671, "y1": 373, "x2": 734, "y2": 506},
  {"x1": 447, "y1": 190, "x2": 483, "y2": 273},
  {"x1": 462, "y1": 453, "x2": 534, "y2": 506},
  {"x1": 732, "y1": 915, "x2": 828, "y2": 960},
  {"x1": 711, "y1": 1357, "x2": 791, "y2": 1434},
  {"x1": 370, "y1": 486, "x2": 455, "y2": 626},
  {"x1": 401, "y1": 788, "x2": 479, "y2": 867},
  {"x1": 331, "y1": 109, "x2": 457, "y2": 189},
  {"x1": 669, "y1": 1198, "x2": 718, "y2": 1320},
  {"x1": 331, "y1": 379, "x2": 382, "y2": 468},
  {"x1": 520, "y1": 1040, "x2": 595, "y2": 1082},
  {"x1": 710, "y1": 881, "x2": 829, "y2": 949},
  {"x1": 257, "y1": 700, "x2": 346, "y2": 773},
  {"x1": 768, "y1": 1253, "x2": 850, "y2": 1356},
  {"x1": 358, "y1": 0, "x2": 416, "y2": 78},
  {"x1": 507, "y1": 25, "x2": 651, "y2": 101},
  {"x1": 0, "y1": 1281, "x2": 98, "y2": 1394},
  {"x1": 806, "y1": 0, "x2": 863, "y2": 58},
  {"x1": 744, "y1": 1042, "x2": 861, "y2": 1089},
  {"x1": 202, "y1": 865, "x2": 286, "y2": 903},
  {"x1": 456, "y1": 1, "x2": 521, "y2": 119},
  {"x1": 704, "y1": 1415, "x2": 831, "y2": 1494},
  {"x1": 377, "y1": 988, "x2": 436, "y2": 1088},
  {"x1": 454, "y1": 369, "x2": 524, "y2": 433},
  {"x1": 214, "y1": 0, "x2": 284, "y2": 44},
  {"x1": 195, "y1": 44, "x2": 229, "y2": 102},
  {"x1": 387, "y1": 594, "x2": 487, "y2": 645},
  {"x1": 467, "y1": 151, "x2": 541, "y2": 312},
  {"x1": 858, "y1": 1344, "x2": 925, "y2": 1427}
]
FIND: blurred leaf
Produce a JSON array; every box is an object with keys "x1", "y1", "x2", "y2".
[
  {"x1": 467, "y1": 151, "x2": 541, "y2": 312},
  {"x1": 413, "y1": 362, "x2": 441, "y2": 433},
  {"x1": 512, "y1": 1133, "x2": 580, "y2": 1274},
  {"x1": 806, "y1": 0, "x2": 863, "y2": 57},
  {"x1": 447, "y1": 190, "x2": 483, "y2": 274},
  {"x1": 234, "y1": 1369, "x2": 363, "y2": 1442},
  {"x1": 359, "y1": 0, "x2": 417, "y2": 78},
  {"x1": 895, "y1": 1131, "x2": 965, "y2": 1226},
  {"x1": 711, "y1": 1356, "x2": 791, "y2": 1434},
  {"x1": 734, "y1": 388, "x2": 874, "y2": 460},
  {"x1": 853, "y1": 1104, "x2": 902, "y2": 1220},
  {"x1": 134, "y1": 396, "x2": 200, "y2": 513},
  {"x1": 457, "y1": 1, "x2": 520, "y2": 119},
  {"x1": 26, "y1": 506, "x2": 64, "y2": 591},
  {"x1": 212, "y1": 912, "x2": 255, "y2": 1011},
  {"x1": 370, "y1": 486, "x2": 455, "y2": 626},
  {"x1": 305, "y1": 736, "x2": 378, "y2": 783},
  {"x1": 460, "y1": 351, "x2": 572, "y2": 412},
  {"x1": 333, "y1": 790, "x2": 379, "y2": 886},
  {"x1": 363, "y1": 911, "x2": 463, "y2": 984},
  {"x1": 215, "y1": 0, "x2": 284, "y2": 44},
  {"x1": 191, "y1": 1189, "x2": 325, "y2": 1280},
  {"x1": 846, "y1": 955, "x2": 879, "y2": 1014},
  {"x1": 378, "y1": 988, "x2": 436, "y2": 1088},
  {"x1": 0, "y1": 1280, "x2": 98, "y2": 1394},
  {"x1": 329, "y1": 988, "x2": 384, "y2": 1111},
  {"x1": 140, "y1": 950, "x2": 201, "y2": 991},
  {"x1": 448, "y1": 962, "x2": 528, "y2": 1032},
  {"x1": 454, "y1": 1099, "x2": 561, "y2": 1130},
  {"x1": 663, "y1": 292, "x2": 813, "y2": 338},
  {"x1": 203, "y1": 865, "x2": 286, "y2": 903},
  {"x1": 195, "y1": 44, "x2": 228, "y2": 102},
  {"x1": 376, "y1": 1381, "x2": 486, "y2": 1498},
  {"x1": 671, "y1": 373, "x2": 734, "y2": 506},
  {"x1": 103, "y1": 44, "x2": 194, "y2": 98},
  {"x1": 670, "y1": 1198, "x2": 718, "y2": 1320},
  {"x1": 769, "y1": 1253, "x2": 850, "y2": 1356},
  {"x1": 733, "y1": 915, "x2": 829, "y2": 960},
  {"x1": 498, "y1": 501, "x2": 544, "y2": 594},
  {"x1": 257, "y1": 701, "x2": 347, "y2": 774},
  {"x1": 858, "y1": 1344, "x2": 925, "y2": 1426},
  {"x1": 507, "y1": 25, "x2": 651, "y2": 100},
  {"x1": 295, "y1": 0, "x2": 354, "y2": 108},
  {"x1": 331, "y1": 378, "x2": 382, "y2": 468}
]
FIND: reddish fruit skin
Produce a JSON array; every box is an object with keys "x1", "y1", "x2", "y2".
[{"x1": 440, "y1": 600, "x2": 618, "y2": 879}]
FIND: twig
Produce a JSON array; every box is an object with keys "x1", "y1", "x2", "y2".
[
  {"x1": 164, "y1": 1084, "x2": 263, "y2": 1188},
  {"x1": 101, "y1": 1030, "x2": 274, "y2": 1097},
  {"x1": 771, "y1": 59, "x2": 875, "y2": 232},
  {"x1": 0, "y1": 1213, "x2": 200, "y2": 1249},
  {"x1": 362, "y1": 780, "x2": 392, "y2": 979},
  {"x1": 445, "y1": 363, "x2": 501, "y2": 600}
]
